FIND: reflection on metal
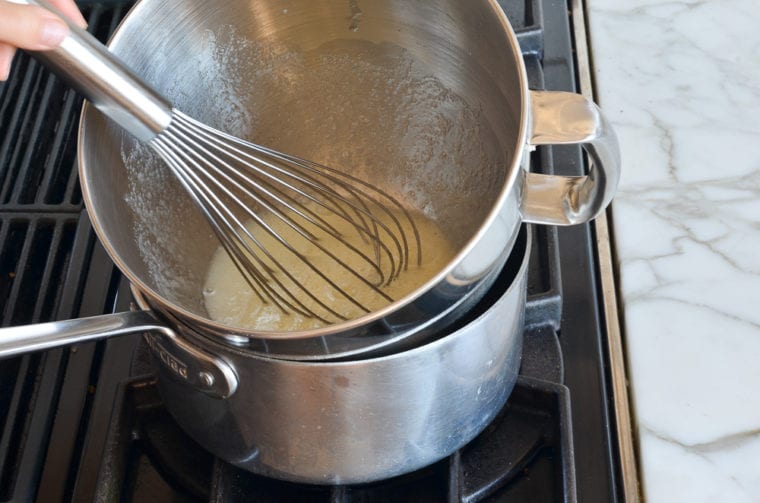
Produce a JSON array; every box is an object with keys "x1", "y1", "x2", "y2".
[
  {"x1": 524, "y1": 90, "x2": 621, "y2": 226},
  {"x1": 570, "y1": 0, "x2": 641, "y2": 501}
]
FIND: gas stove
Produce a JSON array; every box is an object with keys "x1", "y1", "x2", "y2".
[{"x1": 0, "y1": 1, "x2": 635, "y2": 501}]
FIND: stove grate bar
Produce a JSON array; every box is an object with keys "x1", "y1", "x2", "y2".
[
  {"x1": 0, "y1": 212, "x2": 97, "y2": 502},
  {"x1": 0, "y1": 214, "x2": 81, "y2": 325},
  {"x1": 1, "y1": 218, "x2": 37, "y2": 324},
  {"x1": 0, "y1": 58, "x2": 45, "y2": 206},
  {"x1": 0, "y1": 353, "x2": 42, "y2": 501},
  {"x1": 498, "y1": 0, "x2": 544, "y2": 56},
  {"x1": 0, "y1": 2, "x2": 134, "y2": 213},
  {"x1": 34, "y1": 86, "x2": 84, "y2": 207},
  {"x1": 525, "y1": 223, "x2": 562, "y2": 330},
  {"x1": 0, "y1": 57, "x2": 84, "y2": 211}
]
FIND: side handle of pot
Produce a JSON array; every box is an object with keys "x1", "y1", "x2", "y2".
[
  {"x1": 0, "y1": 311, "x2": 238, "y2": 399},
  {"x1": 520, "y1": 90, "x2": 621, "y2": 225}
]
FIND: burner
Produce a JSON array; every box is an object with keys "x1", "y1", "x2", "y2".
[
  {"x1": 97, "y1": 379, "x2": 213, "y2": 501},
  {"x1": 209, "y1": 377, "x2": 572, "y2": 502}
]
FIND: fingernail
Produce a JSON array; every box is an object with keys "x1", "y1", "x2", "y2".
[{"x1": 39, "y1": 19, "x2": 69, "y2": 48}]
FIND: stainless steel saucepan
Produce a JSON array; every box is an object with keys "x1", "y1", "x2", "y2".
[
  {"x1": 7, "y1": 0, "x2": 619, "y2": 360},
  {"x1": 140, "y1": 226, "x2": 531, "y2": 484},
  {"x1": 1, "y1": 221, "x2": 531, "y2": 484}
]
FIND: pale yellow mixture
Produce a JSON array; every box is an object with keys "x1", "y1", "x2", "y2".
[{"x1": 202, "y1": 206, "x2": 455, "y2": 331}]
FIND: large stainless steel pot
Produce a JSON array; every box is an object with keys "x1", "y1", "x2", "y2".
[
  {"x1": 0, "y1": 226, "x2": 530, "y2": 483},
  {"x1": 22, "y1": 0, "x2": 619, "y2": 359}
]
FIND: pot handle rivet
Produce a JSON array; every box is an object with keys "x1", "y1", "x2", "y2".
[
  {"x1": 199, "y1": 371, "x2": 215, "y2": 387},
  {"x1": 144, "y1": 331, "x2": 238, "y2": 399}
]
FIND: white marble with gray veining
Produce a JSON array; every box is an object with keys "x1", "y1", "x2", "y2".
[{"x1": 585, "y1": 0, "x2": 760, "y2": 500}]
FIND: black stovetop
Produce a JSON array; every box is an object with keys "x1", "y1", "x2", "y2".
[{"x1": 0, "y1": 1, "x2": 622, "y2": 501}]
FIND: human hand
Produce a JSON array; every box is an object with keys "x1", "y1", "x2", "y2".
[{"x1": 0, "y1": 0, "x2": 87, "y2": 80}]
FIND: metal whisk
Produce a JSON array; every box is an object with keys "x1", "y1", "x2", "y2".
[
  {"x1": 154, "y1": 111, "x2": 421, "y2": 323},
  {"x1": 25, "y1": 0, "x2": 420, "y2": 324}
]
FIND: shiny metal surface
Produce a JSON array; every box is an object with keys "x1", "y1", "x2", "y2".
[
  {"x1": 0, "y1": 311, "x2": 167, "y2": 359},
  {"x1": 15, "y1": 0, "x2": 172, "y2": 141},
  {"x1": 0, "y1": 310, "x2": 238, "y2": 398},
  {"x1": 142, "y1": 226, "x2": 530, "y2": 484},
  {"x1": 143, "y1": 328, "x2": 238, "y2": 399},
  {"x1": 522, "y1": 90, "x2": 621, "y2": 225},
  {"x1": 73, "y1": 0, "x2": 620, "y2": 360}
]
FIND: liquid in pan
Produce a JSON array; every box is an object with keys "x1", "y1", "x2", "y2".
[{"x1": 203, "y1": 205, "x2": 456, "y2": 331}]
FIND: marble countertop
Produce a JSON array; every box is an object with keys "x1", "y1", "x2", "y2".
[{"x1": 585, "y1": 0, "x2": 760, "y2": 501}]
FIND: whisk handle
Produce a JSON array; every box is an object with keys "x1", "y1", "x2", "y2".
[{"x1": 12, "y1": 0, "x2": 173, "y2": 142}]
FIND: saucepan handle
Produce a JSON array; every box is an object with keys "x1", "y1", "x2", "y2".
[
  {"x1": 520, "y1": 90, "x2": 621, "y2": 225},
  {"x1": 0, "y1": 310, "x2": 168, "y2": 358},
  {"x1": 0, "y1": 311, "x2": 238, "y2": 399}
]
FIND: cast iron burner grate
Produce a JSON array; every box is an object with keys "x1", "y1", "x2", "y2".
[{"x1": 0, "y1": 0, "x2": 623, "y2": 501}]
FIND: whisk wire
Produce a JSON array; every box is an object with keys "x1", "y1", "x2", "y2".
[
  {"x1": 173, "y1": 113, "x2": 407, "y2": 280},
  {"x1": 171, "y1": 122, "x2": 396, "y2": 288},
  {"x1": 265, "y1": 148, "x2": 423, "y2": 269},
  {"x1": 151, "y1": 110, "x2": 422, "y2": 324},
  {"x1": 151, "y1": 138, "x2": 317, "y2": 318},
  {"x1": 154, "y1": 133, "x2": 353, "y2": 323},
  {"x1": 167, "y1": 117, "x2": 398, "y2": 298}
]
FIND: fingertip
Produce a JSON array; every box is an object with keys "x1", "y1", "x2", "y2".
[
  {"x1": 73, "y1": 10, "x2": 88, "y2": 29},
  {"x1": 65, "y1": 7, "x2": 87, "y2": 29},
  {"x1": 0, "y1": 44, "x2": 16, "y2": 81},
  {"x1": 50, "y1": 0, "x2": 88, "y2": 29}
]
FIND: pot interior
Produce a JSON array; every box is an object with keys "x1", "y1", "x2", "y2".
[{"x1": 79, "y1": 0, "x2": 525, "y2": 327}]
